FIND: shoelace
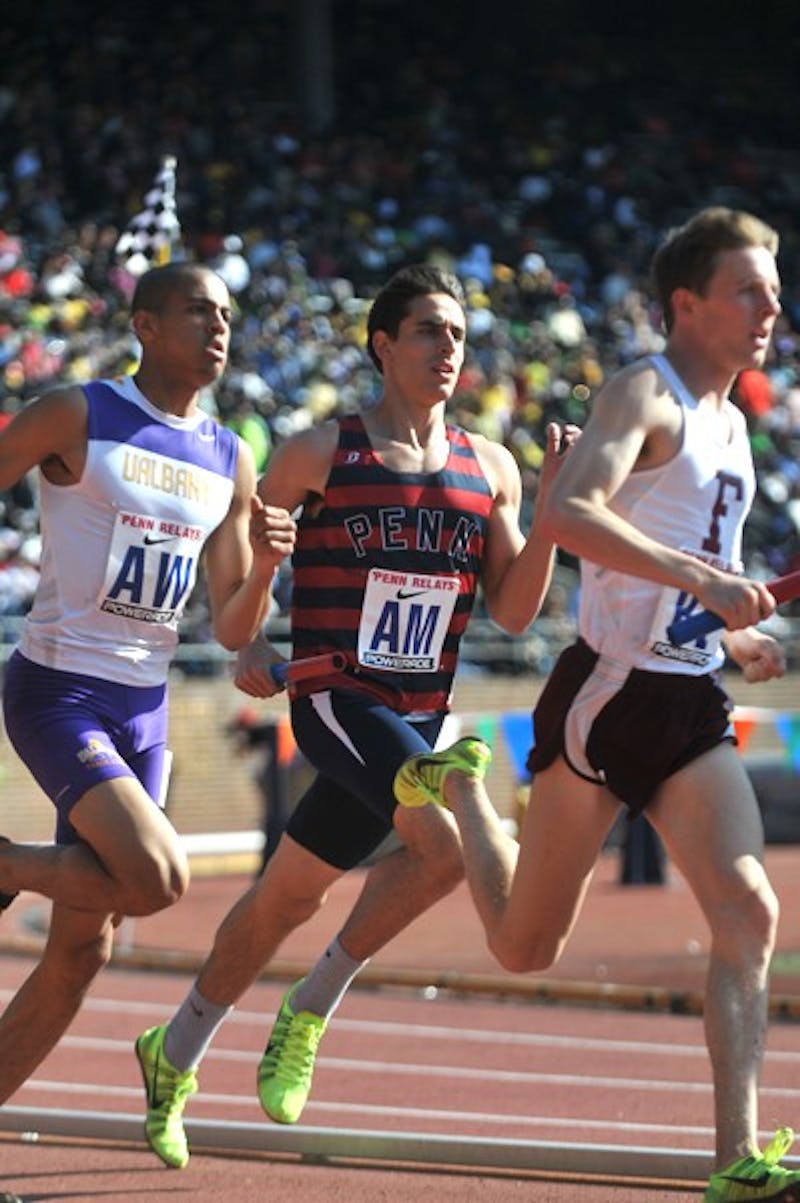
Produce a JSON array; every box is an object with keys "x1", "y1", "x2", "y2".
[
  {"x1": 273, "y1": 1017, "x2": 323, "y2": 1085},
  {"x1": 408, "y1": 757, "x2": 450, "y2": 802},
  {"x1": 261, "y1": 1012, "x2": 293, "y2": 1074},
  {"x1": 156, "y1": 1064, "x2": 196, "y2": 1112},
  {"x1": 763, "y1": 1128, "x2": 796, "y2": 1166}
]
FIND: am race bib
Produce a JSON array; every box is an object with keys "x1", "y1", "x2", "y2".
[{"x1": 358, "y1": 567, "x2": 460, "y2": 672}]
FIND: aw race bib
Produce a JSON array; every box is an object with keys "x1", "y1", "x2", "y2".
[{"x1": 98, "y1": 509, "x2": 205, "y2": 625}]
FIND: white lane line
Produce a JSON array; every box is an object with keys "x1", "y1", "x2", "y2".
[
  {"x1": 0, "y1": 988, "x2": 709, "y2": 1054},
  {"x1": 24, "y1": 1039, "x2": 800, "y2": 1101},
  {"x1": 15, "y1": 1077, "x2": 716, "y2": 1139},
  {"x1": 47, "y1": 1030, "x2": 800, "y2": 1087},
  {"x1": 14, "y1": 990, "x2": 798, "y2": 1065}
]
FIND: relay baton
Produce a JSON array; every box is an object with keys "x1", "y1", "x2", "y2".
[
  {"x1": 667, "y1": 569, "x2": 800, "y2": 646},
  {"x1": 269, "y1": 651, "x2": 346, "y2": 686}
]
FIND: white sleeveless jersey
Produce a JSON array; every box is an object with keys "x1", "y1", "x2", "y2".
[
  {"x1": 579, "y1": 354, "x2": 756, "y2": 675},
  {"x1": 19, "y1": 376, "x2": 239, "y2": 686}
]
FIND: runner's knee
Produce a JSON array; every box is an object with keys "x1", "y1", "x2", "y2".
[
  {"x1": 489, "y1": 926, "x2": 565, "y2": 975},
  {"x1": 709, "y1": 874, "x2": 779, "y2": 964},
  {"x1": 119, "y1": 847, "x2": 190, "y2": 916},
  {"x1": 262, "y1": 874, "x2": 329, "y2": 930}
]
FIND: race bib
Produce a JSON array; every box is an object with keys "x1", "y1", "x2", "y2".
[
  {"x1": 98, "y1": 509, "x2": 205, "y2": 625},
  {"x1": 647, "y1": 547, "x2": 741, "y2": 667},
  {"x1": 358, "y1": 567, "x2": 460, "y2": 673}
]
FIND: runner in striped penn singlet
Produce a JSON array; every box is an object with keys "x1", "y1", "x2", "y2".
[{"x1": 137, "y1": 264, "x2": 579, "y2": 1167}]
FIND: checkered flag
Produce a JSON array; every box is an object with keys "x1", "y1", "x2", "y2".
[{"x1": 115, "y1": 155, "x2": 181, "y2": 276}]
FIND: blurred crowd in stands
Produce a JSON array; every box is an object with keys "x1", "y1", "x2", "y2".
[{"x1": 1, "y1": 3, "x2": 799, "y2": 668}]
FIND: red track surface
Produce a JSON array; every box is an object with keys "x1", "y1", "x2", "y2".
[{"x1": 0, "y1": 847, "x2": 799, "y2": 1201}]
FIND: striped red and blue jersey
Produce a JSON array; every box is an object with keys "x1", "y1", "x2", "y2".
[{"x1": 290, "y1": 414, "x2": 494, "y2": 713}]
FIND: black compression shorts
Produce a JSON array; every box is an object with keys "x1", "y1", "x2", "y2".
[{"x1": 287, "y1": 689, "x2": 444, "y2": 870}]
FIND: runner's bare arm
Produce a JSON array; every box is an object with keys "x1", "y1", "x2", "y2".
[
  {"x1": 233, "y1": 421, "x2": 340, "y2": 696},
  {"x1": 0, "y1": 387, "x2": 88, "y2": 489},
  {"x1": 203, "y1": 439, "x2": 282, "y2": 650},
  {"x1": 477, "y1": 424, "x2": 578, "y2": 633},
  {"x1": 542, "y1": 366, "x2": 774, "y2": 630},
  {"x1": 256, "y1": 421, "x2": 340, "y2": 511}
]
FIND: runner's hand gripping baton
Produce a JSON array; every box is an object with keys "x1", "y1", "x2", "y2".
[
  {"x1": 666, "y1": 569, "x2": 800, "y2": 646},
  {"x1": 269, "y1": 651, "x2": 347, "y2": 686}
]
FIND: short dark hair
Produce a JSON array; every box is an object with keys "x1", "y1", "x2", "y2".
[
  {"x1": 651, "y1": 207, "x2": 779, "y2": 333},
  {"x1": 366, "y1": 265, "x2": 466, "y2": 372},
  {"x1": 131, "y1": 262, "x2": 219, "y2": 314}
]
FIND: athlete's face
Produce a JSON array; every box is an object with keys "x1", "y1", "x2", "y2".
[
  {"x1": 148, "y1": 270, "x2": 232, "y2": 386},
  {"x1": 689, "y1": 245, "x2": 781, "y2": 373},
  {"x1": 378, "y1": 292, "x2": 466, "y2": 405}
]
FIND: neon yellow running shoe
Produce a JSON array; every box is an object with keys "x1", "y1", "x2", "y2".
[
  {"x1": 705, "y1": 1128, "x2": 800, "y2": 1201},
  {"x1": 257, "y1": 984, "x2": 327, "y2": 1124},
  {"x1": 135, "y1": 1024, "x2": 198, "y2": 1169},
  {"x1": 393, "y1": 737, "x2": 492, "y2": 809}
]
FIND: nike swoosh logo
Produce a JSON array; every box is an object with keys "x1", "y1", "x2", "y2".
[
  {"x1": 719, "y1": 1173, "x2": 773, "y2": 1188},
  {"x1": 413, "y1": 756, "x2": 441, "y2": 771},
  {"x1": 198, "y1": 431, "x2": 216, "y2": 442},
  {"x1": 143, "y1": 534, "x2": 175, "y2": 545},
  {"x1": 397, "y1": 589, "x2": 427, "y2": 600}
]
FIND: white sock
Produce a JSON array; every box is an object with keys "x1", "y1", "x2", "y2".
[
  {"x1": 163, "y1": 983, "x2": 233, "y2": 1072},
  {"x1": 292, "y1": 936, "x2": 367, "y2": 1018}
]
